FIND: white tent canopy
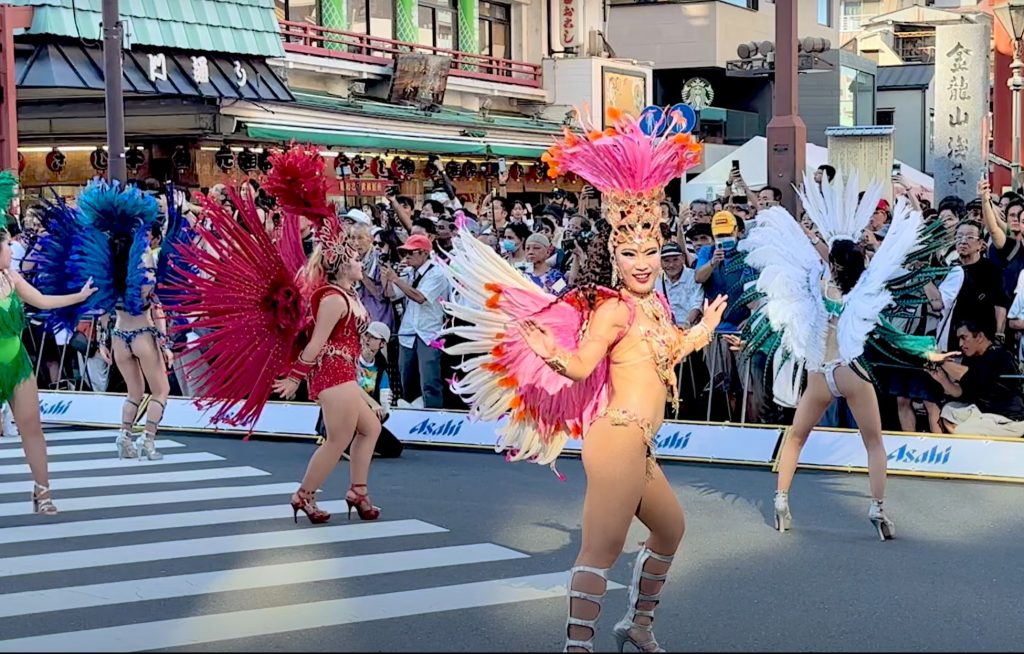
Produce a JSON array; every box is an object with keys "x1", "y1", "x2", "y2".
[{"x1": 682, "y1": 136, "x2": 934, "y2": 204}]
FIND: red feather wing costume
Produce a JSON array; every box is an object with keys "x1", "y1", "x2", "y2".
[{"x1": 165, "y1": 188, "x2": 310, "y2": 429}]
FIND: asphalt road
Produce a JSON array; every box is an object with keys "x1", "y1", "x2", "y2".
[{"x1": 0, "y1": 427, "x2": 1020, "y2": 652}]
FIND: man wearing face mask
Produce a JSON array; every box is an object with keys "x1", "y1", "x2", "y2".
[{"x1": 695, "y1": 211, "x2": 757, "y2": 417}]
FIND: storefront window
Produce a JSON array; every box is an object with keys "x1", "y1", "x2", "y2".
[
  {"x1": 839, "y1": 65, "x2": 874, "y2": 127},
  {"x1": 418, "y1": 0, "x2": 456, "y2": 49},
  {"x1": 277, "y1": 0, "x2": 319, "y2": 23},
  {"x1": 479, "y1": 1, "x2": 510, "y2": 60},
  {"x1": 349, "y1": 0, "x2": 394, "y2": 38}
]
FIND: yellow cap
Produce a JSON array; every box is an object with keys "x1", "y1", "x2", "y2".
[{"x1": 711, "y1": 211, "x2": 737, "y2": 236}]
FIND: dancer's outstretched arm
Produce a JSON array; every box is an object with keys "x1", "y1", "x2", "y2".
[
  {"x1": 7, "y1": 270, "x2": 96, "y2": 310},
  {"x1": 519, "y1": 298, "x2": 629, "y2": 381}
]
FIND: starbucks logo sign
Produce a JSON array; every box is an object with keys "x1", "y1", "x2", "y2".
[{"x1": 681, "y1": 78, "x2": 714, "y2": 110}]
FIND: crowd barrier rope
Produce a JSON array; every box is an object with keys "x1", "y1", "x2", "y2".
[{"x1": 34, "y1": 390, "x2": 1024, "y2": 485}]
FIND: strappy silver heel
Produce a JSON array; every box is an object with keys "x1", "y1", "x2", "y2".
[
  {"x1": 869, "y1": 499, "x2": 895, "y2": 541},
  {"x1": 774, "y1": 490, "x2": 792, "y2": 532},
  {"x1": 612, "y1": 546, "x2": 673, "y2": 653},
  {"x1": 115, "y1": 429, "x2": 138, "y2": 459},
  {"x1": 134, "y1": 434, "x2": 163, "y2": 461},
  {"x1": 31, "y1": 483, "x2": 58, "y2": 515},
  {"x1": 564, "y1": 565, "x2": 608, "y2": 653},
  {"x1": 135, "y1": 399, "x2": 165, "y2": 461}
]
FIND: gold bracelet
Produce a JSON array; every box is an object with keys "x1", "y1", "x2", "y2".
[{"x1": 684, "y1": 322, "x2": 712, "y2": 349}]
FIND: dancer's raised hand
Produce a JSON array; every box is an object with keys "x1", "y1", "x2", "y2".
[
  {"x1": 517, "y1": 318, "x2": 557, "y2": 360},
  {"x1": 700, "y1": 294, "x2": 728, "y2": 332},
  {"x1": 925, "y1": 350, "x2": 961, "y2": 363}
]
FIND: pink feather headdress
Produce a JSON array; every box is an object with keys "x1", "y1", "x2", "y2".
[{"x1": 542, "y1": 107, "x2": 702, "y2": 249}]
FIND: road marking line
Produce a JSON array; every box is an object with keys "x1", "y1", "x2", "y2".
[
  {"x1": 0, "y1": 481, "x2": 298, "y2": 518},
  {"x1": 0, "y1": 430, "x2": 129, "y2": 446},
  {"x1": 0, "y1": 452, "x2": 224, "y2": 477},
  {"x1": 0, "y1": 572, "x2": 623, "y2": 652},
  {"x1": 0, "y1": 519, "x2": 447, "y2": 577},
  {"x1": 0, "y1": 466, "x2": 269, "y2": 495},
  {"x1": 0, "y1": 543, "x2": 525, "y2": 618},
  {"x1": 0, "y1": 440, "x2": 183, "y2": 460},
  {"x1": 0, "y1": 500, "x2": 351, "y2": 545}
]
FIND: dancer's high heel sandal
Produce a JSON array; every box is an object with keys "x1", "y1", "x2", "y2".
[
  {"x1": 115, "y1": 429, "x2": 138, "y2": 459},
  {"x1": 868, "y1": 499, "x2": 895, "y2": 541},
  {"x1": 345, "y1": 483, "x2": 380, "y2": 520},
  {"x1": 31, "y1": 483, "x2": 58, "y2": 515},
  {"x1": 135, "y1": 400, "x2": 165, "y2": 461},
  {"x1": 564, "y1": 565, "x2": 608, "y2": 653},
  {"x1": 774, "y1": 490, "x2": 792, "y2": 532},
  {"x1": 612, "y1": 547, "x2": 673, "y2": 653},
  {"x1": 291, "y1": 487, "x2": 330, "y2": 524},
  {"x1": 116, "y1": 399, "x2": 140, "y2": 459}
]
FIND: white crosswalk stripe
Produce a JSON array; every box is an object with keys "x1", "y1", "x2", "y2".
[
  {"x1": 0, "y1": 428, "x2": 591, "y2": 652},
  {"x1": 0, "y1": 451, "x2": 223, "y2": 476}
]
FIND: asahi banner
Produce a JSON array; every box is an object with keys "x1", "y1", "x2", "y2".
[{"x1": 934, "y1": 20, "x2": 992, "y2": 201}]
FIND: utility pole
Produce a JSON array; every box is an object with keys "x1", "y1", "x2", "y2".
[
  {"x1": 102, "y1": 0, "x2": 126, "y2": 183},
  {"x1": 766, "y1": 0, "x2": 806, "y2": 213}
]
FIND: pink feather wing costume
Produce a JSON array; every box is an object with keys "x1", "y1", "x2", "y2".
[{"x1": 440, "y1": 107, "x2": 701, "y2": 470}]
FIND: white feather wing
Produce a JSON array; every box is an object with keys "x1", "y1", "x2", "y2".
[
  {"x1": 740, "y1": 207, "x2": 828, "y2": 366},
  {"x1": 837, "y1": 197, "x2": 923, "y2": 362}
]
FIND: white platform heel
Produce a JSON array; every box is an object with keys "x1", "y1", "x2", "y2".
[{"x1": 612, "y1": 546, "x2": 673, "y2": 653}]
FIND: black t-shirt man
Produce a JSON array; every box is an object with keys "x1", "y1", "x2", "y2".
[
  {"x1": 959, "y1": 347, "x2": 1024, "y2": 420},
  {"x1": 948, "y1": 258, "x2": 1009, "y2": 350}
]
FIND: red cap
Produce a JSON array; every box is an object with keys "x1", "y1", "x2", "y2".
[
  {"x1": 876, "y1": 199, "x2": 890, "y2": 212},
  {"x1": 398, "y1": 234, "x2": 433, "y2": 252}
]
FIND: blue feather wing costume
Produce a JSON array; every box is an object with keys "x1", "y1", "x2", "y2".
[{"x1": 30, "y1": 181, "x2": 161, "y2": 333}]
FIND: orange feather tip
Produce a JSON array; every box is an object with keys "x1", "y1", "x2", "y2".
[
  {"x1": 490, "y1": 344, "x2": 506, "y2": 358},
  {"x1": 498, "y1": 376, "x2": 518, "y2": 389},
  {"x1": 481, "y1": 362, "x2": 506, "y2": 374},
  {"x1": 484, "y1": 283, "x2": 502, "y2": 293},
  {"x1": 606, "y1": 106, "x2": 624, "y2": 123},
  {"x1": 509, "y1": 395, "x2": 523, "y2": 409},
  {"x1": 485, "y1": 294, "x2": 502, "y2": 309}
]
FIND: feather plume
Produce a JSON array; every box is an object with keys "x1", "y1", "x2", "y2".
[
  {"x1": 261, "y1": 144, "x2": 335, "y2": 225},
  {"x1": 795, "y1": 171, "x2": 881, "y2": 247},
  {"x1": 163, "y1": 186, "x2": 309, "y2": 429},
  {"x1": 543, "y1": 108, "x2": 701, "y2": 196}
]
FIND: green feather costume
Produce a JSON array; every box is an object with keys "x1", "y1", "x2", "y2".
[{"x1": 0, "y1": 171, "x2": 33, "y2": 403}]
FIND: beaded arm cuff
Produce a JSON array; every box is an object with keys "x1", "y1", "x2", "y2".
[
  {"x1": 286, "y1": 356, "x2": 316, "y2": 382},
  {"x1": 543, "y1": 348, "x2": 571, "y2": 376},
  {"x1": 681, "y1": 322, "x2": 713, "y2": 350}
]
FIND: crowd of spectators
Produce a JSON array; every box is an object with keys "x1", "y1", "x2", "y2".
[{"x1": 6, "y1": 161, "x2": 1024, "y2": 439}]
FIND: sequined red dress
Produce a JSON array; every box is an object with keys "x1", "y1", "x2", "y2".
[{"x1": 307, "y1": 285, "x2": 367, "y2": 402}]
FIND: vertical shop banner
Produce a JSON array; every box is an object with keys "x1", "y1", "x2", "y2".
[
  {"x1": 558, "y1": 0, "x2": 581, "y2": 48},
  {"x1": 933, "y1": 20, "x2": 991, "y2": 201}
]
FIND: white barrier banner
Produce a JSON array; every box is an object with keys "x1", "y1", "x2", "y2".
[
  {"x1": 386, "y1": 409, "x2": 779, "y2": 464},
  {"x1": 161, "y1": 398, "x2": 320, "y2": 436},
  {"x1": 800, "y1": 430, "x2": 1024, "y2": 478},
  {"x1": 38, "y1": 392, "x2": 126, "y2": 424},
  {"x1": 38, "y1": 391, "x2": 320, "y2": 437}
]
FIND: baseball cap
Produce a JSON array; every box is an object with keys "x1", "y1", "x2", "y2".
[
  {"x1": 711, "y1": 211, "x2": 738, "y2": 237},
  {"x1": 342, "y1": 208, "x2": 373, "y2": 226},
  {"x1": 365, "y1": 321, "x2": 391, "y2": 342},
  {"x1": 685, "y1": 223, "x2": 713, "y2": 241},
  {"x1": 397, "y1": 234, "x2": 433, "y2": 252},
  {"x1": 661, "y1": 242, "x2": 684, "y2": 257},
  {"x1": 875, "y1": 199, "x2": 891, "y2": 213}
]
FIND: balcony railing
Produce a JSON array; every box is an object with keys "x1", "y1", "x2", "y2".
[{"x1": 278, "y1": 20, "x2": 542, "y2": 88}]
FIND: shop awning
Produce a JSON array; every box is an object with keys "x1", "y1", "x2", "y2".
[
  {"x1": 16, "y1": 40, "x2": 293, "y2": 102},
  {"x1": 245, "y1": 124, "x2": 548, "y2": 158}
]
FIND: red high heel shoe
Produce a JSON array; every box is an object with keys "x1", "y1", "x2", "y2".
[
  {"x1": 345, "y1": 483, "x2": 380, "y2": 521},
  {"x1": 290, "y1": 487, "x2": 330, "y2": 524}
]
